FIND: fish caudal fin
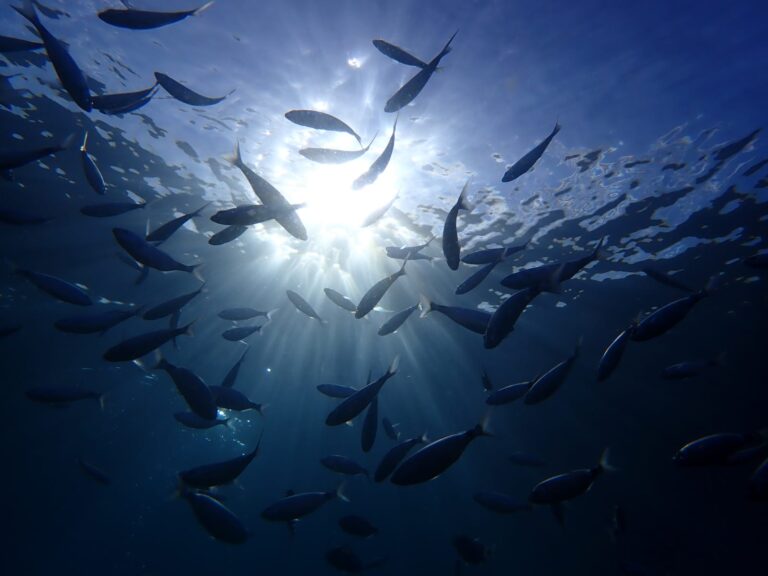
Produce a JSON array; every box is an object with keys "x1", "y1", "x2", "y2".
[
  {"x1": 12, "y1": 1, "x2": 39, "y2": 25},
  {"x1": 456, "y1": 180, "x2": 473, "y2": 212},
  {"x1": 193, "y1": 1, "x2": 215, "y2": 16},
  {"x1": 336, "y1": 482, "x2": 350, "y2": 503},
  {"x1": 598, "y1": 447, "x2": 616, "y2": 473},
  {"x1": 418, "y1": 294, "x2": 433, "y2": 318},
  {"x1": 388, "y1": 355, "x2": 400, "y2": 376}
]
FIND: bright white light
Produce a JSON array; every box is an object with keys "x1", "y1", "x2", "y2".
[{"x1": 347, "y1": 57, "x2": 362, "y2": 69}]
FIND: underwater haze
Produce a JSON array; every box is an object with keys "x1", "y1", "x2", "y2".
[{"x1": 2, "y1": 0, "x2": 768, "y2": 574}]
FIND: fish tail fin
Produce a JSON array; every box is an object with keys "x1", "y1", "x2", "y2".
[
  {"x1": 476, "y1": 410, "x2": 493, "y2": 437},
  {"x1": 336, "y1": 482, "x2": 350, "y2": 503},
  {"x1": 418, "y1": 294, "x2": 433, "y2": 318},
  {"x1": 98, "y1": 393, "x2": 105, "y2": 412},
  {"x1": 598, "y1": 447, "x2": 616, "y2": 473},
  {"x1": 702, "y1": 275, "x2": 721, "y2": 297},
  {"x1": 254, "y1": 402, "x2": 268, "y2": 416},
  {"x1": 425, "y1": 234, "x2": 437, "y2": 247},
  {"x1": 191, "y1": 263, "x2": 205, "y2": 283},
  {"x1": 135, "y1": 265, "x2": 149, "y2": 285},
  {"x1": 541, "y1": 264, "x2": 563, "y2": 293},
  {"x1": 80, "y1": 131, "x2": 89, "y2": 153},
  {"x1": 152, "y1": 350, "x2": 168, "y2": 371},
  {"x1": 223, "y1": 418, "x2": 234, "y2": 429},
  {"x1": 364, "y1": 131, "x2": 379, "y2": 151},
  {"x1": 398, "y1": 254, "x2": 409, "y2": 276},
  {"x1": 191, "y1": 201, "x2": 211, "y2": 217},
  {"x1": 388, "y1": 355, "x2": 400, "y2": 376},
  {"x1": 457, "y1": 180, "x2": 473, "y2": 211},
  {"x1": 227, "y1": 140, "x2": 243, "y2": 167},
  {"x1": 552, "y1": 120, "x2": 562, "y2": 137},
  {"x1": 592, "y1": 235, "x2": 608, "y2": 260},
  {"x1": 436, "y1": 29, "x2": 459, "y2": 61},
  {"x1": 60, "y1": 132, "x2": 77, "y2": 151},
  {"x1": 193, "y1": 1, "x2": 215, "y2": 16},
  {"x1": 12, "y1": 1, "x2": 39, "y2": 26},
  {"x1": 420, "y1": 432, "x2": 429, "y2": 443}
]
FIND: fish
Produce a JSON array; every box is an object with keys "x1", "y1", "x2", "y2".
[
  {"x1": 155, "y1": 356, "x2": 217, "y2": 420},
  {"x1": 221, "y1": 325, "x2": 262, "y2": 341},
  {"x1": 143, "y1": 285, "x2": 204, "y2": 321},
  {"x1": 13, "y1": 1, "x2": 92, "y2": 111},
  {"x1": 0, "y1": 133, "x2": 74, "y2": 171},
  {"x1": 524, "y1": 340, "x2": 581, "y2": 404},
  {"x1": 174, "y1": 411, "x2": 230, "y2": 430},
  {"x1": 209, "y1": 385, "x2": 264, "y2": 414},
  {"x1": 641, "y1": 266, "x2": 696, "y2": 293},
  {"x1": 0, "y1": 34, "x2": 43, "y2": 52},
  {"x1": 455, "y1": 260, "x2": 501, "y2": 295},
  {"x1": 91, "y1": 84, "x2": 158, "y2": 114},
  {"x1": 352, "y1": 117, "x2": 397, "y2": 189},
  {"x1": 218, "y1": 308, "x2": 272, "y2": 321},
  {"x1": 261, "y1": 485, "x2": 348, "y2": 524},
  {"x1": 596, "y1": 324, "x2": 635, "y2": 382},
  {"x1": 385, "y1": 235, "x2": 435, "y2": 261},
  {"x1": 180, "y1": 436, "x2": 261, "y2": 489},
  {"x1": 338, "y1": 515, "x2": 378, "y2": 538},
  {"x1": 286, "y1": 289, "x2": 326, "y2": 324},
  {"x1": 419, "y1": 294, "x2": 491, "y2": 335},
  {"x1": 230, "y1": 142, "x2": 307, "y2": 240},
  {"x1": 220, "y1": 347, "x2": 248, "y2": 389},
  {"x1": 80, "y1": 202, "x2": 146, "y2": 217},
  {"x1": 462, "y1": 242, "x2": 528, "y2": 265},
  {"x1": 382, "y1": 417, "x2": 400, "y2": 441},
  {"x1": 529, "y1": 449, "x2": 613, "y2": 507},
  {"x1": 77, "y1": 458, "x2": 110, "y2": 485},
  {"x1": 209, "y1": 225, "x2": 247, "y2": 245},
  {"x1": 374, "y1": 435, "x2": 426, "y2": 482},
  {"x1": 326, "y1": 357, "x2": 399, "y2": 426},
  {"x1": 744, "y1": 252, "x2": 768, "y2": 269},
  {"x1": 480, "y1": 369, "x2": 494, "y2": 391},
  {"x1": 661, "y1": 355, "x2": 723, "y2": 380},
  {"x1": 502, "y1": 122, "x2": 561, "y2": 183},
  {"x1": 390, "y1": 420, "x2": 489, "y2": 485},
  {"x1": 377, "y1": 303, "x2": 418, "y2": 335},
  {"x1": 453, "y1": 535, "x2": 491, "y2": 565},
  {"x1": 284, "y1": 110, "x2": 361, "y2": 145},
  {"x1": 672, "y1": 432, "x2": 763, "y2": 465},
  {"x1": 0, "y1": 323, "x2": 22, "y2": 339},
  {"x1": 98, "y1": 2, "x2": 214, "y2": 30},
  {"x1": 321, "y1": 455, "x2": 369, "y2": 478},
  {"x1": 113, "y1": 228, "x2": 200, "y2": 274},
  {"x1": 80, "y1": 132, "x2": 105, "y2": 195},
  {"x1": 483, "y1": 286, "x2": 542, "y2": 349},
  {"x1": 299, "y1": 133, "x2": 377, "y2": 164},
  {"x1": 361, "y1": 397, "x2": 378, "y2": 453},
  {"x1": 355, "y1": 258, "x2": 408, "y2": 319},
  {"x1": 749, "y1": 456, "x2": 768, "y2": 501},
  {"x1": 103, "y1": 323, "x2": 193, "y2": 362},
  {"x1": 55, "y1": 307, "x2": 142, "y2": 335},
  {"x1": 384, "y1": 30, "x2": 458, "y2": 113},
  {"x1": 485, "y1": 378, "x2": 535, "y2": 406},
  {"x1": 146, "y1": 202, "x2": 209, "y2": 243},
  {"x1": 317, "y1": 384, "x2": 358, "y2": 398},
  {"x1": 361, "y1": 193, "x2": 398, "y2": 227},
  {"x1": 631, "y1": 279, "x2": 716, "y2": 341},
  {"x1": 26, "y1": 386, "x2": 102, "y2": 406},
  {"x1": 326, "y1": 547, "x2": 385, "y2": 573},
  {"x1": 372, "y1": 39, "x2": 428, "y2": 68},
  {"x1": 210, "y1": 203, "x2": 304, "y2": 226},
  {"x1": 324, "y1": 288, "x2": 358, "y2": 313},
  {"x1": 181, "y1": 489, "x2": 248, "y2": 544},
  {"x1": 508, "y1": 451, "x2": 546, "y2": 467},
  {"x1": 473, "y1": 491, "x2": 531, "y2": 515},
  {"x1": 154, "y1": 72, "x2": 232, "y2": 106},
  {"x1": 442, "y1": 181, "x2": 472, "y2": 270},
  {"x1": 16, "y1": 268, "x2": 92, "y2": 306},
  {"x1": 0, "y1": 208, "x2": 51, "y2": 226}
]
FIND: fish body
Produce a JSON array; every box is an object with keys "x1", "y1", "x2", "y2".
[
  {"x1": 0, "y1": 208, "x2": 51, "y2": 225},
  {"x1": 81, "y1": 202, "x2": 145, "y2": 217},
  {"x1": 455, "y1": 260, "x2": 501, "y2": 295},
  {"x1": 749, "y1": 457, "x2": 768, "y2": 500},
  {"x1": 502, "y1": 122, "x2": 561, "y2": 183},
  {"x1": 442, "y1": 182, "x2": 471, "y2": 270},
  {"x1": 641, "y1": 266, "x2": 695, "y2": 293},
  {"x1": 378, "y1": 303, "x2": 418, "y2": 335},
  {"x1": 361, "y1": 397, "x2": 378, "y2": 453},
  {"x1": 55, "y1": 307, "x2": 140, "y2": 334},
  {"x1": 596, "y1": 325, "x2": 634, "y2": 382},
  {"x1": 218, "y1": 308, "x2": 271, "y2": 321},
  {"x1": 500, "y1": 263, "x2": 562, "y2": 291},
  {"x1": 317, "y1": 384, "x2": 357, "y2": 398},
  {"x1": 485, "y1": 380, "x2": 533, "y2": 405},
  {"x1": 382, "y1": 417, "x2": 400, "y2": 440},
  {"x1": 384, "y1": 30, "x2": 457, "y2": 113},
  {"x1": 0, "y1": 134, "x2": 72, "y2": 171},
  {"x1": 209, "y1": 385, "x2": 263, "y2": 413},
  {"x1": 673, "y1": 433, "x2": 755, "y2": 465},
  {"x1": 462, "y1": 242, "x2": 527, "y2": 265},
  {"x1": 113, "y1": 228, "x2": 198, "y2": 273},
  {"x1": 321, "y1": 455, "x2": 369, "y2": 478},
  {"x1": 156, "y1": 358, "x2": 217, "y2": 420},
  {"x1": 91, "y1": 85, "x2": 158, "y2": 114},
  {"x1": 286, "y1": 290, "x2": 325, "y2": 323},
  {"x1": 632, "y1": 289, "x2": 709, "y2": 341},
  {"x1": 80, "y1": 132, "x2": 105, "y2": 195},
  {"x1": 180, "y1": 441, "x2": 260, "y2": 489},
  {"x1": 221, "y1": 325, "x2": 261, "y2": 341},
  {"x1": 374, "y1": 435, "x2": 425, "y2": 482},
  {"x1": 144, "y1": 285, "x2": 203, "y2": 320},
  {"x1": 524, "y1": 342, "x2": 580, "y2": 404},
  {"x1": 209, "y1": 225, "x2": 247, "y2": 245},
  {"x1": 373, "y1": 39, "x2": 427, "y2": 68},
  {"x1": 155, "y1": 71, "x2": 230, "y2": 106},
  {"x1": 146, "y1": 202, "x2": 209, "y2": 243},
  {"x1": 26, "y1": 386, "x2": 101, "y2": 405},
  {"x1": 355, "y1": 259, "x2": 408, "y2": 319},
  {"x1": 77, "y1": 458, "x2": 110, "y2": 485},
  {"x1": 0, "y1": 34, "x2": 43, "y2": 52},
  {"x1": 744, "y1": 252, "x2": 768, "y2": 269},
  {"x1": 210, "y1": 203, "x2": 303, "y2": 226},
  {"x1": 529, "y1": 450, "x2": 611, "y2": 505},
  {"x1": 324, "y1": 288, "x2": 358, "y2": 313},
  {"x1": 182, "y1": 490, "x2": 248, "y2": 544},
  {"x1": 361, "y1": 194, "x2": 398, "y2": 227},
  {"x1": 98, "y1": 2, "x2": 214, "y2": 30},
  {"x1": 419, "y1": 295, "x2": 491, "y2": 335},
  {"x1": 473, "y1": 491, "x2": 530, "y2": 514},
  {"x1": 339, "y1": 515, "x2": 378, "y2": 538},
  {"x1": 483, "y1": 286, "x2": 541, "y2": 349},
  {"x1": 103, "y1": 323, "x2": 192, "y2": 361},
  {"x1": 385, "y1": 236, "x2": 435, "y2": 261},
  {"x1": 261, "y1": 487, "x2": 344, "y2": 523},
  {"x1": 661, "y1": 358, "x2": 720, "y2": 380},
  {"x1": 13, "y1": 1, "x2": 92, "y2": 111},
  {"x1": 453, "y1": 535, "x2": 491, "y2": 565},
  {"x1": 231, "y1": 142, "x2": 307, "y2": 240},
  {"x1": 352, "y1": 117, "x2": 397, "y2": 189},
  {"x1": 299, "y1": 134, "x2": 375, "y2": 164},
  {"x1": 391, "y1": 423, "x2": 488, "y2": 485},
  {"x1": 285, "y1": 110, "x2": 361, "y2": 145},
  {"x1": 326, "y1": 357, "x2": 399, "y2": 426},
  {"x1": 17, "y1": 269, "x2": 91, "y2": 306}
]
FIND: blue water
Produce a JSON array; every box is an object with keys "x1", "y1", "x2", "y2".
[{"x1": 2, "y1": 1, "x2": 768, "y2": 574}]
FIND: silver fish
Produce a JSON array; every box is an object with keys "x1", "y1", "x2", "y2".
[{"x1": 355, "y1": 258, "x2": 408, "y2": 319}]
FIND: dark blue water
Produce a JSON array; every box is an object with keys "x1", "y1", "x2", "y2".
[{"x1": 2, "y1": 1, "x2": 768, "y2": 574}]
